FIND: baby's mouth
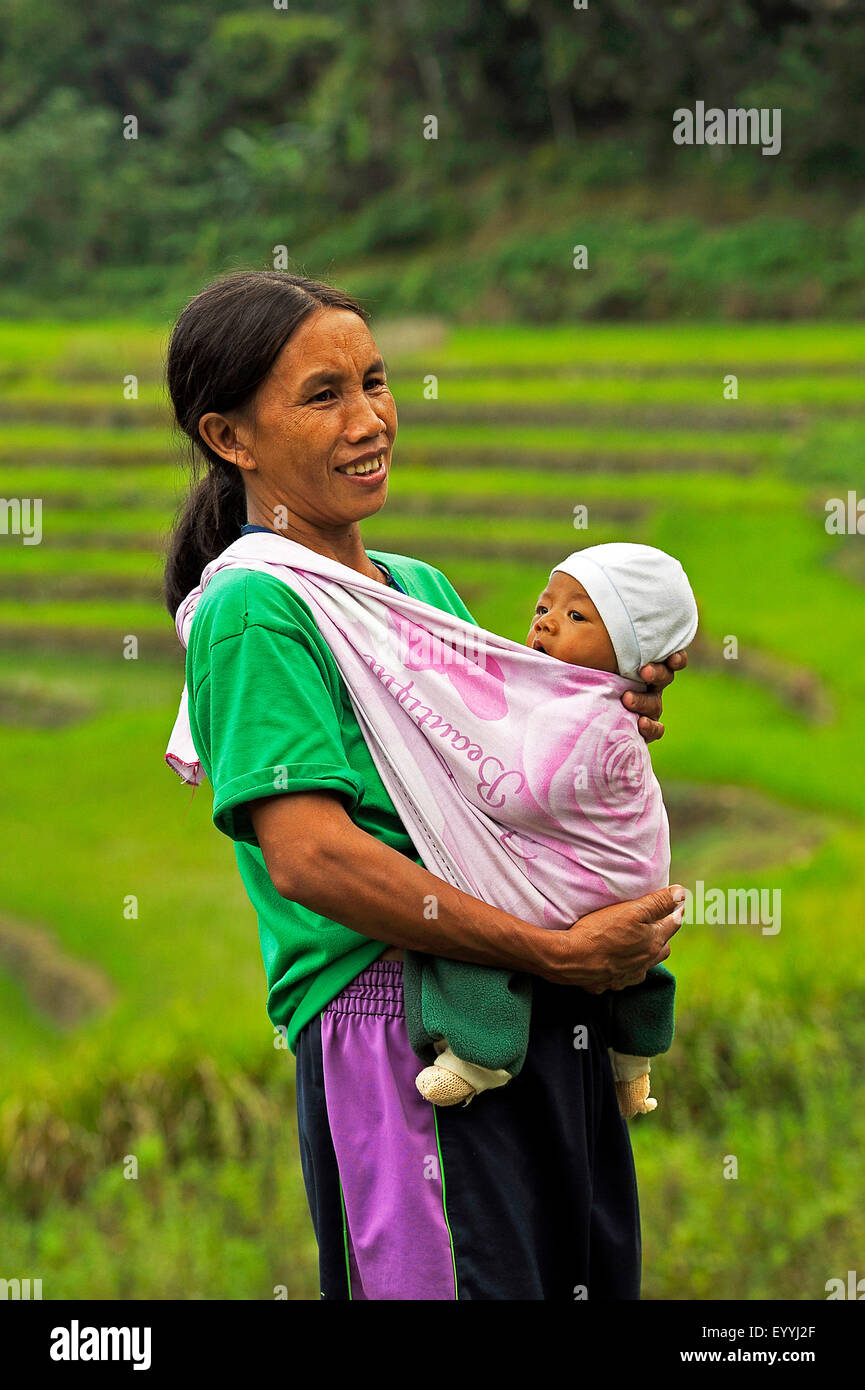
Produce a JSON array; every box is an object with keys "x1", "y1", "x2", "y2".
[{"x1": 531, "y1": 637, "x2": 548, "y2": 654}]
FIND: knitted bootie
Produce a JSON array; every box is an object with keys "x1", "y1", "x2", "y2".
[
  {"x1": 415, "y1": 1064, "x2": 477, "y2": 1107},
  {"x1": 616, "y1": 1072, "x2": 657, "y2": 1118}
]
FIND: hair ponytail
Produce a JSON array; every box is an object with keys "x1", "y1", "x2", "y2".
[
  {"x1": 163, "y1": 270, "x2": 369, "y2": 617},
  {"x1": 164, "y1": 464, "x2": 247, "y2": 618}
]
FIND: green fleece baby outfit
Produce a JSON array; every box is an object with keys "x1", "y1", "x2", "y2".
[{"x1": 402, "y1": 954, "x2": 676, "y2": 1085}]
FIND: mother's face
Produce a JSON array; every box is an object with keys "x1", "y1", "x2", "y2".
[{"x1": 201, "y1": 306, "x2": 397, "y2": 532}]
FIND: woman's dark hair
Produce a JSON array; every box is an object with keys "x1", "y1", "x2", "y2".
[{"x1": 163, "y1": 270, "x2": 369, "y2": 616}]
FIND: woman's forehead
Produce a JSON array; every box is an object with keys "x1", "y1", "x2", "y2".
[
  {"x1": 272, "y1": 310, "x2": 380, "y2": 382},
  {"x1": 294, "y1": 306, "x2": 374, "y2": 352}
]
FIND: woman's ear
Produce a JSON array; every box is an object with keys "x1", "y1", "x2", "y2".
[{"x1": 198, "y1": 411, "x2": 257, "y2": 471}]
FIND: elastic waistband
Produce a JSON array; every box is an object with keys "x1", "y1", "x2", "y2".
[
  {"x1": 323, "y1": 956, "x2": 611, "y2": 1032},
  {"x1": 323, "y1": 956, "x2": 405, "y2": 1020}
]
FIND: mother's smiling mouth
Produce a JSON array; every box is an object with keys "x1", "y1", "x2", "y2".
[{"x1": 335, "y1": 449, "x2": 388, "y2": 478}]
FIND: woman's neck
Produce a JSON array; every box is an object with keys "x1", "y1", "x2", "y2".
[{"x1": 245, "y1": 514, "x2": 388, "y2": 584}]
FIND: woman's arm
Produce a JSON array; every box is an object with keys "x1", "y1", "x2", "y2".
[{"x1": 249, "y1": 791, "x2": 685, "y2": 993}]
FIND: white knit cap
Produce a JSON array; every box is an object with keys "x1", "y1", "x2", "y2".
[{"x1": 549, "y1": 542, "x2": 698, "y2": 681}]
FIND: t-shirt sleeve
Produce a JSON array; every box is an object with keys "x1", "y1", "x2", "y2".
[
  {"x1": 445, "y1": 588, "x2": 478, "y2": 627},
  {"x1": 191, "y1": 621, "x2": 365, "y2": 845},
  {"x1": 426, "y1": 566, "x2": 479, "y2": 627}
]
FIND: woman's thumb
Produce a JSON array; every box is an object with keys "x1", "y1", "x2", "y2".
[{"x1": 643, "y1": 885, "x2": 687, "y2": 921}]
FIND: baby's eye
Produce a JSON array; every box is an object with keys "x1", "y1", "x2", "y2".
[
  {"x1": 534, "y1": 605, "x2": 547, "y2": 616},
  {"x1": 568, "y1": 610, "x2": 586, "y2": 622}
]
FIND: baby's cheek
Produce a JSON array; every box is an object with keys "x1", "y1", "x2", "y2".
[{"x1": 561, "y1": 636, "x2": 589, "y2": 667}]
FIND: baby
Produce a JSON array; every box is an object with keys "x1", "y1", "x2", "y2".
[{"x1": 408, "y1": 541, "x2": 699, "y2": 1116}]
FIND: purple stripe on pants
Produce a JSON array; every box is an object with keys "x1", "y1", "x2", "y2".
[{"x1": 320, "y1": 958, "x2": 457, "y2": 1300}]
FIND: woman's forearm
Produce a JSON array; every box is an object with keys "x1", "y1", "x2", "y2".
[
  {"x1": 281, "y1": 808, "x2": 564, "y2": 981},
  {"x1": 303, "y1": 836, "x2": 563, "y2": 977}
]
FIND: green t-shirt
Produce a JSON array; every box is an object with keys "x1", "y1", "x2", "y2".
[{"x1": 185, "y1": 549, "x2": 478, "y2": 1053}]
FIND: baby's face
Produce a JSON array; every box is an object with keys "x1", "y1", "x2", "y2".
[{"x1": 525, "y1": 570, "x2": 619, "y2": 673}]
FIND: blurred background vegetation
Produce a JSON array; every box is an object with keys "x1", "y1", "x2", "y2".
[
  {"x1": 0, "y1": 0, "x2": 863, "y2": 1301},
  {"x1": 2, "y1": 0, "x2": 865, "y2": 320}
]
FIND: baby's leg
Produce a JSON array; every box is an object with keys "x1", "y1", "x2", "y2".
[
  {"x1": 415, "y1": 1040, "x2": 512, "y2": 1106},
  {"x1": 402, "y1": 952, "x2": 533, "y2": 1106}
]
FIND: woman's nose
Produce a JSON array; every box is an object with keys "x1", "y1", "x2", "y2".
[{"x1": 346, "y1": 389, "x2": 388, "y2": 436}]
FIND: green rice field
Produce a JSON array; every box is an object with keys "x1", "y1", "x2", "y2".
[{"x1": 0, "y1": 319, "x2": 863, "y2": 1299}]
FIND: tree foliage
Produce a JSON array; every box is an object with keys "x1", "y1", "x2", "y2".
[{"x1": 0, "y1": 0, "x2": 863, "y2": 304}]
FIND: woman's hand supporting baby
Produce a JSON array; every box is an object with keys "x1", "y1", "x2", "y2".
[
  {"x1": 547, "y1": 886, "x2": 687, "y2": 993},
  {"x1": 625, "y1": 650, "x2": 688, "y2": 743}
]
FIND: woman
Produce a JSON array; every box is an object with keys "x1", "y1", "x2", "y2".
[{"x1": 163, "y1": 270, "x2": 688, "y2": 1301}]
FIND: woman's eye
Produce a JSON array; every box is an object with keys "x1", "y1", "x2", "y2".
[{"x1": 311, "y1": 379, "x2": 386, "y2": 402}]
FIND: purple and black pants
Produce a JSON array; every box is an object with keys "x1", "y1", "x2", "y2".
[{"x1": 294, "y1": 956, "x2": 641, "y2": 1301}]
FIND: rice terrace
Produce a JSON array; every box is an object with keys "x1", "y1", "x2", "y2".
[{"x1": 0, "y1": 317, "x2": 862, "y2": 1299}]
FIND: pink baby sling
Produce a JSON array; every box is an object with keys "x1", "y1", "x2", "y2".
[{"x1": 165, "y1": 533, "x2": 671, "y2": 930}]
